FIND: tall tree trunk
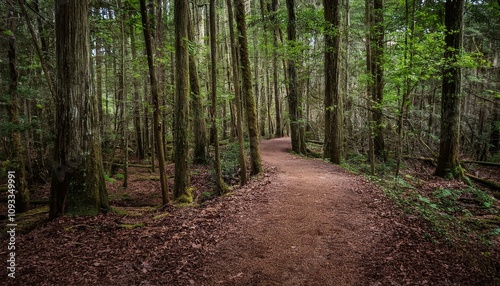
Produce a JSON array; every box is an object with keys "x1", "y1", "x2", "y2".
[
  {"x1": 365, "y1": 0, "x2": 376, "y2": 174},
  {"x1": 227, "y1": 0, "x2": 248, "y2": 185},
  {"x1": 173, "y1": 0, "x2": 192, "y2": 202},
  {"x1": 139, "y1": 0, "x2": 169, "y2": 204},
  {"x1": 271, "y1": 0, "x2": 282, "y2": 138},
  {"x1": 130, "y1": 16, "x2": 145, "y2": 160},
  {"x1": 435, "y1": 0, "x2": 465, "y2": 179},
  {"x1": 188, "y1": 7, "x2": 208, "y2": 164},
  {"x1": 286, "y1": 0, "x2": 307, "y2": 155},
  {"x1": 324, "y1": 0, "x2": 343, "y2": 164},
  {"x1": 395, "y1": 0, "x2": 415, "y2": 177},
  {"x1": 50, "y1": 0, "x2": 108, "y2": 218},
  {"x1": 235, "y1": 0, "x2": 263, "y2": 175},
  {"x1": 7, "y1": 0, "x2": 30, "y2": 213},
  {"x1": 372, "y1": 0, "x2": 385, "y2": 160},
  {"x1": 119, "y1": 1, "x2": 128, "y2": 188},
  {"x1": 210, "y1": 0, "x2": 229, "y2": 194}
]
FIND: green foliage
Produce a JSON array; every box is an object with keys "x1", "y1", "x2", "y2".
[
  {"x1": 104, "y1": 173, "x2": 116, "y2": 183},
  {"x1": 220, "y1": 142, "x2": 246, "y2": 182}
]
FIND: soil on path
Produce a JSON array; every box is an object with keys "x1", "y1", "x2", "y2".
[
  {"x1": 203, "y1": 137, "x2": 382, "y2": 285},
  {"x1": 202, "y1": 137, "x2": 492, "y2": 286}
]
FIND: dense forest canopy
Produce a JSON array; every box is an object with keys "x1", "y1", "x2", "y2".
[{"x1": 1, "y1": 0, "x2": 499, "y2": 215}]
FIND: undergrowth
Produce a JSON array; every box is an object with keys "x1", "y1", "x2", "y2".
[{"x1": 342, "y1": 153, "x2": 499, "y2": 245}]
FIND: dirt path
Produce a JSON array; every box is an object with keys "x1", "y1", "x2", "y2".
[{"x1": 205, "y1": 137, "x2": 387, "y2": 285}]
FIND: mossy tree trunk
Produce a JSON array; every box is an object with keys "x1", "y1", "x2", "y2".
[
  {"x1": 7, "y1": 0, "x2": 30, "y2": 213},
  {"x1": 173, "y1": 0, "x2": 192, "y2": 202},
  {"x1": 323, "y1": 0, "x2": 343, "y2": 164},
  {"x1": 286, "y1": 0, "x2": 307, "y2": 155},
  {"x1": 271, "y1": 0, "x2": 282, "y2": 138},
  {"x1": 435, "y1": 0, "x2": 465, "y2": 179},
  {"x1": 139, "y1": 0, "x2": 169, "y2": 204},
  {"x1": 235, "y1": 0, "x2": 263, "y2": 176},
  {"x1": 50, "y1": 0, "x2": 108, "y2": 218},
  {"x1": 227, "y1": 0, "x2": 248, "y2": 185},
  {"x1": 129, "y1": 14, "x2": 145, "y2": 160},
  {"x1": 210, "y1": 0, "x2": 229, "y2": 194},
  {"x1": 188, "y1": 7, "x2": 207, "y2": 165},
  {"x1": 366, "y1": 0, "x2": 386, "y2": 162}
]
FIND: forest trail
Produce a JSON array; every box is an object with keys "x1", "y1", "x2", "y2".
[{"x1": 205, "y1": 137, "x2": 385, "y2": 285}]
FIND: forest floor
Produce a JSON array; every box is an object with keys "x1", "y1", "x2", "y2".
[{"x1": 1, "y1": 137, "x2": 499, "y2": 285}]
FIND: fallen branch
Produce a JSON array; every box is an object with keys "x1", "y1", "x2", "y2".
[
  {"x1": 465, "y1": 173, "x2": 500, "y2": 191},
  {"x1": 461, "y1": 160, "x2": 500, "y2": 167},
  {"x1": 104, "y1": 162, "x2": 152, "y2": 169},
  {"x1": 402, "y1": 156, "x2": 500, "y2": 168},
  {"x1": 306, "y1": 140, "x2": 323, "y2": 145}
]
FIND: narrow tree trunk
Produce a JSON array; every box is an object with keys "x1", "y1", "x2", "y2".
[
  {"x1": 210, "y1": 0, "x2": 229, "y2": 194},
  {"x1": 372, "y1": 0, "x2": 386, "y2": 160},
  {"x1": 365, "y1": 0, "x2": 376, "y2": 174},
  {"x1": 173, "y1": 0, "x2": 191, "y2": 202},
  {"x1": 119, "y1": 1, "x2": 128, "y2": 188},
  {"x1": 17, "y1": 0, "x2": 56, "y2": 101},
  {"x1": 435, "y1": 0, "x2": 465, "y2": 179},
  {"x1": 50, "y1": 0, "x2": 108, "y2": 218},
  {"x1": 227, "y1": 0, "x2": 248, "y2": 185},
  {"x1": 235, "y1": 0, "x2": 263, "y2": 175},
  {"x1": 189, "y1": 6, "x2": 208, "y2": 164},
  {"x1": 286, "y1": 0, "x2": 307, "y2": 155},
  {"x1": 323, "y1": 0, "x2": 343, "y2": 164},
  {"x1": 7, "y1": 0, "x2": 30, "y2": 213},
  {"x1": 130, "y1": 17, "x2": 145, "y2": 160},
  {"x1": 271, "y1": 0, "x2": 282, "y2": 137},
  {"x1": 395, "y1": 0, "x2": 415, "y2": 177},
  {"x1": 139, "y1": 0, "x2": 169, "y2": 204}
]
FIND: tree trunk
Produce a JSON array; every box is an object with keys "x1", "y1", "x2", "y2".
[
  {"x1": 235, "y1": 0, "x2": 263, "y2": 175},
  {"x1": 286, "y1": 0, "x2": 307, "y2": 155},
  {"x1": 210, "y1": 0, "x2": 229, "y2": 194},
  {"x1": 7, "y1": 0, "x2": 30, "y2": 213},
  {"x1": 188, "y1": 7, "x2": 208, "y2": 164},
  {"x1": 139, "y1": 0, "x2": 169, "y2": 204},
  {"x1": 366, "y1": 0, "x2": 386, "y2": 161},
  {"x1": 227, "y1": 0, "x2": 248, "y2": 185},
  {"x1": 119, "y1": 1, "x2": 128, "y2": 188},
  {"x1": 130, "y1": 15, "x2": 145, "y2": 160},
  {"x1": 50, "y1": 0, "x2": 108, "y2": 218},
  {"x1": 323, "y1": 0, "x2": 343, "y2": 164},
  {"x1": 435, "y1": 0, "x2": 465, "y2": 179},
  {"x1": 173, "y1": 0, "x2": 192, "y2": 202},
  {"x1": 271, "y1": 0, "x2": 282, "y2": 138}
]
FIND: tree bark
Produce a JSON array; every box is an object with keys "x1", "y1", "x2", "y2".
[
  {"x1": 173, "y1": 0, "x2": 192, "y2": 202},
  {"x1": 372, "y1": 0, "x2": 385, "y2": 161},
  {"x1": 7, "y1": 0, "x2": 30, "y2": 213},
  {"x1": 286, "y1": 0, "x2": 307, "y2": 155},
  {"x1": 271, "y1": 0, "x2": 282, "y2": 138},
  {"x1": 188, "y1": 7, "x2": 208, "y2": 164},
  {"x1": 130, "y1": 14, "x2": 145, "y2": 160},
  {"x1": 323, "y1": 0, "x2": 343, "y2": 164},
  {"x1": 139, "y1": 0, "x2": 169, "y2": 204},
  {"x1": 210, "y1": 0, "x2": 229, "y2": 194},
  {"x1": 366, "y1": 0, "x2": 386, "y2": 161},
  {"x1": 435, "y1": 0, "x2": 465, "y2": 179},
  {"x1": 235, "y1": 0, "x2": 263, "y2": 175},
  {"x1": 227, "y1": 0, "x2": 248, "y2": 185},
  {"x1": 50, "y1": 0, "x2": 108, "y2": 218}
]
